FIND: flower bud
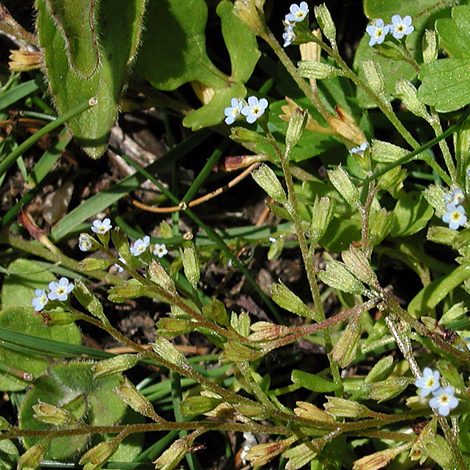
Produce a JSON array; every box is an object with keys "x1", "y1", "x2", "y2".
[
  {"x1": 327, "y1": 106, "x2": 366, "y2": 145},
  {"x1": 0, "y1": 416, "x2": 10, "y2": 430},
  {"x1": 246, "y1": 436, "x2": 297, "y2": 467},
  {"x1": 152, "y1": 337, "x2": 190, "y2": 368},
  {"x1": 331, "y1": 317, "x2": 361, "y2": 367},
  {"x1": 32, "y1": 401, "x2": 78, "y2": 426},
  {"x1": 202, "y1": 299, "x2": 229, "y2": 326},
  {"x1": 353, "y1": 443, "x2": 412, "y2": 470},
  {"x1": 369, "y1": 208, "x2": 394, "y2": 246},
  {"x1": 370, "y1": 139, "x2": 408, "y2": 163},
  {"x1": 328, "y1": 166, "x2": 360, "y2": 206},
  {"x1": 230, "y1": 311, "x2": 251, "y2": 337},
  {"x1": 426, "y1": 226, "x2": 456, "y2": 245},
  {"x1": 267, "y1": 234, "x2": 285, "y2": 260},
  {"x1": 362, "y1": 59, "x2": 386, "y2": 96},
  {"x1": 111, "y1": 227, "x2": 132, "y2": 262},
  {"x1": 367, "y1": 377, "x2": 412, "y2": 403},
  {"x1": 159, "y1": 221, "x2": 174, "y2": 239},
  {"x1": 294, "y1": 401, "x2": 335, "y2": 422},
  {"x1": 80, "y1": 258, "x2": 112, "y2": 272},
  {"x1": 108, "y1": 279, "x2": 144, "y2": 302},
  {"x1": 310, "y1": 196, "x2": 336, "y2": 244},
  {"x1": 115, "y1": 377, "x2": 163, "y2": 421},
  {"x1": 74, "y1": 279, "x2": 107, "y2": 322},
  {"x1": 395, "y1": 79, "x2": 429, "y2": 120},
  {"x1": 318, "y1": 260, "x2": 364, "y2": 294},
  {"x1": 233, "y1": 0, "x2": 265, "y2": 36},
  {"x1": 297, "y1": 61, "x2": 343, "y2": 80},
  {"x1": 248, "y1": 321, "x2": 291, "y2": 341},
  {"x1": 422, "y1": 29, "x2": 438, "y2": 63},
  {"x1": 271, "y1": 281, "x2": 313, "y2": 318},
  {"x1": 45, "y1": 311, "x2": 79, "y2": 326},
  {"x1": 92, "y1": 353, "x2": 140, "y2": 379},
  {"x1": 314, "y1": 4, "x2": 336, "y2": 44},
  {"x1": 157, "y1": 317, "x2": 196, "y2": 337},
  {"x1": 417, "y1": 434, "x2": 453, "y2": 468},
  {"x1": 154, "y1": 432, "x2": 200, "y2": 470},
  {"x1": 18, "y1": 441, "x2": 48, "y2": 470},
  {"x1": 439, "y1": 301, "x2": 467, "y2": 325},
  {"x1": 286, "y1": 107, "x2": 307, "y2": 148},
  {"x1": 324, "y1": 397, "x2": 373, "y2": 418},
  {"x1": 180, "y1": 396, "x2": 221, "y2": 418},
  {"x1": 180, "y1": 244, "x2": 200, "y2": 289},
  {"x1": 364, "y1": 355, "x2": 394, "y2": 384},
  {"x1": 221, "y1": 341, "x2": 263, "y2": 362},
  {"x1": 79, "y1": 440, "x2": 119, "y2": 470},
  {"x1": 9, "y1": 50, "x2": 42, "y2": 72},
  {"x1": 149, "y1": 260, "x2": 176, "y2": 293},
  {"x1": 234, "y1": 402, "x2": 265, "y2": 418},
  {"x1": 230, "y1": 127, "x2": 265, "y2": 144},
  {"x1": 423, "y1": 183, "x2": 447, "y2": 214},
  {"x1": 341, "y1": 245, "x2": 379, "y2": 288},
  {"x1": 252, "y1": 164, "x2": 287, "y2": 205},
  {"x1": 282, "y1": 441, "x2": 320, "y2": 469}
]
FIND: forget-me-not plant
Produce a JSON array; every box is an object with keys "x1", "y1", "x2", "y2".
[
  {"x1": 285, "y1": 2, "x2": 309, "y2": 23},
  {"x1": 366, "y1": 19, "x2": 390, "y2": 46},
  {"x1": 349, "y1": 142, "x2": 369, "y2": 156},
  {"x1": 47, "y1": 277, "x2": 74, "y2": 302},
  {"x1": 283, "y1": 23, "x2": 296, "y2": 48},
  {"x1": 415, "y1": 367, "x2": 440, "y2": 397},
  {"x1": 442, "y1": 203, "x2": 467, "y2": 230},
  {"x1": 429, "y1": 386, "x2": 459, "y2": 417},
  {"x1": 91, "y1": 218, "x2": 112, "y2": 234},
  {"x1": 31, "y1": 289, "x2": 49, "y2": 312},
  {"x1": 241, "y1": 96, "x2": 268, "y2": 124},
  {"x1": 78, "y1": 233, "x2": 93, "y2": 252},
  {"x1": 130, "y1": 236, "x2": 151, "y2": 256},
  {"x1": 153, "y1": 243, "x2": 168, "y2": 258},
  {"x1": 389, "y1": 15, "x2": 414, "y2": 39},
  {"x1": 224, "y1": 98, "x2": 244, "y2": 125}
]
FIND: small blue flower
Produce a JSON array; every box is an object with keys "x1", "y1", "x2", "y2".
[
  {"x1": 442, "y1": 203, "x2": 467, "y2": 230},
  {"x1": 91, "y1": 218, "x2": 112, "y2": 235},
  {"x1": 241, "y1": 96, "x2": 268, "y2": 124},
  {"x1": 153, "y1": 243, "x2": 168, "y2": 258},
  {"x1": 444, "y1": 188, "x2": 465, "y2": 206},
  {"x1": 349, "y1": 142, "x2": 369, "y2": 156},
  {"x1": 224, "y1": 98, "x2": 244, "y2": 125},
  {"x1": 285, "y1": 2, "x2": 309, "y2": 23},
  {"x1": 115, "y1": 256, "x2": 127, "y2": 273},
  {"x1": 366, "y1": 19, "x2": 390, "y2": 46},
  {"x1": 389, "y1": 15, "x2": 414, "y2": 40},
  {"x1": 32, "y1": 289, "x2": 49, "y2": 312},
  {"x1": 429, "y1": 386, "x2": 459, "y2": 416},
  {"x1": 283, "y1": 23, "x2": 296, "y2": 47},
  {"x1": 47, "y1": 277, "x2": 74, "y2": 302},
  {"x1": 415, "y1": 367, "x2": 440, "y2": 397},
  {"x1": 130, "y1": 236, "x2": 151, "y2": 256},
  {"x1": 78, "y1": 233, "x2": 93, "y2": 252}
]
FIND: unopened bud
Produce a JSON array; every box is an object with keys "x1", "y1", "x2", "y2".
[
  {"x1": 369, "y1": 208, "x2": 394, "y2": 246},
  {"x1": 439, "y1": 301, "x2": 467, "y2": 325},
  {"x1": 18, "y1": 441, "x2": 48, "y2": 470},
  {"x1": 157, "y1": 317, "x2": 195, "y2": 337},
  {"x1": 353, "y1": 443, "x2": 412, "y2": 470},
  {"x1": 111, "y1": 228, "x2": 132, "y2": 263},
  {"x1": 108, "y1": 279, "x2": 144, "y2": 301},
  {"x1": 246, "y1": 436, "x2": 297, "y2": 467},
  {"x1": 221, "y1": 341, "x2": 263, "y2": 362},
  {"x1": 328, "y1": 166, "x2": 360, "y2": 206},
  {"x1": 149, "y1": 260, "x2": 176, "y2": 293},
  {"x1": 318, "y1": 260, "x2": 364, "y2": 294},
  {"x1": 252, "y1": 164, "x2": 287, "y2": 204},
  {"x1": 115, "y1": 377, "x2": 163, "y2": 421},
  {"x1": 423, "y1": 29, "x2": 438, "y2": 63},
  {"x1": 310, "y1": 196, "x2": 336, "y2": 244},
  {"x1": 45, "y1": 311, "x2": 79, "y2": 326},
  {"x1": 33, "y1": 401, "x2": 78, "y2": 426},
  {"x1": 202, "y1": 299, "x2": 229, "y2": 326},
  {"x1": 396, "y1": 79, "x2": 429, "y2": 120},
  {"x1": 294, "y1": 401, "x2": 335, "y2": 422},
  {"x1": 80, "y1": 257, "x2": 112, "y2": 272},
  {"x1": 271, "y1": 281, "x2": 314, "y2": 318},
  {"x1": 152, "y1": 337, "x2": 190, "y2": 368},
  {"x1": 0, "y1": 416, "x2": 10, "y2": 430},
  {"x1": 234, "y1": 402, "x2": 264, "y2": 418},
  {"x1": 233, "y1": 0, "x2": 265, "y2": 36},
  {"x1": 367, "y1": 377, "x2": 412, "y2": 402},
  {"x1": 297, "y1": 61, "x2": 342, "y2": 80},
  {"x1": 248, "y1": 321, "x2": 291, "y2": 341},
  {"x1": 79, "y1": 440, "x2": 119, "y2": 470},
  {"x1": 74, "y1": 280, "x2": 106, "y2": 322},
  {"x1": 230, "y1": 311, "x2": 251, "y2": 337},
  {"x1": 371, "y1": 139, "x2": 408, "y2": 163},
  {"x1": 282, "y1": 441, "x2": 321, "y2": 469},
  {"x1": 180, "y1": 244, "x2": 200, "y2": 289},
  {"x1": 154, "y1": 433, "x2": 198, "y2": 470},
  {"x1": 9, "y1": 50, "x2": 42, "y2": 72},
  {"x1": 427, "y1": 226, "x2": 456, "y2": 245},
  {"x1": 415, "y1": 431, "x2": 453, "y2": 468},
  {"x1": 342, "y1": 245, "x2": 379, "y2": 288},
  {"x1": 286, "y1": 107, "x2": 307, "y2": 148},
  {"x1": 363, "y1": 59, "x2": 386, "y2": 96},
  {"x1": 159, "y1": 221, "x2": 173, "y2": 239},
  {"x1": 180, "y1": 396, "x2": 222, "y2": 418},
  {"x1": 92, "y1": 353, "x2": 140, "y2": 379},
  {"x1": 364, "y1": 355, "x2": 394, "y2": 384},
  {"x1": 331, "y1": 317, "x2": 361, "y2": 367},
  {"x1": 423, "y1": 184, "x2": 447, "y2": 214},
  {"x1": 324, "y1": 397, "x2": 373, "y2": 418},
  {"x1": 314, "y1": 4, "x2": 336, "y2": 44},
  {"x1": 230, "y1": 127, "x2": 265, "y2": 144}
]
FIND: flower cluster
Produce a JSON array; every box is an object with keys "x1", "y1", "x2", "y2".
[
  {"x1": 31, "y1": 278, "x2": 74, "y2": 312},
  {"x1": 282, "y1": 2, "x2": 309, "y2": 48},
  {"x1": 366, "y1": 15, "x2": 414, "y2": 47},
  {"x1": 442, "y1": 188, "x2": 467, "y2": 230},
  {"x1": 415, "y1": 367, "x2": 459, "y2": 417},
  {"x1": 224, "y1": 96, "x2": 268, "y2": 125}
]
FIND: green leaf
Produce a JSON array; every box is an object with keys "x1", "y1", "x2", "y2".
[
  {"x1": 418, "y1": 58, "x2": 470, "y2": 112},
  {"x1": 36, "y1": 0, "x2": 147, "y2": 158},
  {"x1": 390, "y1": 191, "x2": 433, "y2": 237},
  {"x1": 1, "y1": 259, "x2": 56, "y2": 310},
  {"x1": 436, "y1": 6, "x2": 470, "y2": 58},
  {"x1": 19, "y1": 361, "x2": 127, "y2": 459},
  {"x1": 0, "y1": 307, "x2": 81, "y2": 391},
  {"x1": 291, "y1": 370, "x2": 341, "y2": 393},
  {"x1": 364, "y1": 0, "x2": 452, "y2": 19}
]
